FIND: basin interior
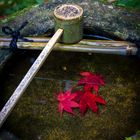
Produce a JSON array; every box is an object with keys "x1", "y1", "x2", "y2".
[{"x1": 0, "y1": 50, "x2": 140, "y2": 140}]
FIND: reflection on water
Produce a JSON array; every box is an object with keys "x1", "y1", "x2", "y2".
[{"x1": 0, "y1": 50, "x2": 140, "y2": 140}]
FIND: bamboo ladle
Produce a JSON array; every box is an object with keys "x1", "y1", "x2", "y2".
[{"x1": 0, "y1": 4, "x2": 83, "y2": 127}]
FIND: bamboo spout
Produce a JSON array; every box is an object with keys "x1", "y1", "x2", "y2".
[{"x1": 0, "y1": 37, "x2": 138, "y2": 55}]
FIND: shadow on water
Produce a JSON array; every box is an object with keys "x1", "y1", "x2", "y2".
[{"x1": 0, "y1": 49, "x2": 140, "y2": 140}]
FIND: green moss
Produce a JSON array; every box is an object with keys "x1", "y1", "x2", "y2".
[{"x1": 0, "y1": 5, "x2": 37, "y2": 24}]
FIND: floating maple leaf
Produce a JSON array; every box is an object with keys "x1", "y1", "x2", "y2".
[
  {"x1": 57, "y1": 90, "x2": 79, "y2": 115},
  {"x1": 56, "y1": 71, "x2": 107, "y2": 116},
  {"x1": 79, "y1": 91, "x2": 106, "y2": 114},
  {"x1": 78, "y1": 72, "x2": 105, "y2": 92}
]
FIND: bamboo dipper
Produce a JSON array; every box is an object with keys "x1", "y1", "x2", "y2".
[{"x1": 0, "y1": 4, "x2": 83, "y2": 127}]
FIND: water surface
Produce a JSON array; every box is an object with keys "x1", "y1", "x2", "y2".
[{"x1": 0, "y1": 50, "x2": 140, "y2": 140}]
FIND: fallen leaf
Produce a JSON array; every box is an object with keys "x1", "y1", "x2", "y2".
[
  {"x1": 57, "y1": 90, "x2": 79, "y2": 115},
  {"x1": 79, "y1": 91, "x2": 106, "y2": 114},
  {"x1": 78, "y1": 72, "x2": 105, "y2": 92}
]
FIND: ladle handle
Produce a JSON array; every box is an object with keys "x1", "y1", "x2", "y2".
[{"x1": 0, "y1": 29, "x2": 63, "y2": 127}]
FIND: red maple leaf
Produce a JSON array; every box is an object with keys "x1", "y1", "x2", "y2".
[
  {"x1": 79, "y1": 91, "x2": 106, "y2": 114},
  {"x1": 78, "y1": 72, "x2": 105, "y2": 92},
  {"x1": 57, "y1": 90, "x2": 79, "y2": 115},
  {"x1": 56, "y1": 71, "x2": 107, "y2": 116}
]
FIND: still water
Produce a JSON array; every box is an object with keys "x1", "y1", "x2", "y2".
[{"x1": 0, "y1": 50, "x2": 140, "y2": 140}]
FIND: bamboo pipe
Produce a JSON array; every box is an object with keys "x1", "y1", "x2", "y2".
[{"x1": 0, "y1": 37, "x2": 137, "y2": 55}]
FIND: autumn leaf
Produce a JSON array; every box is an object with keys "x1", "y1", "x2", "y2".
[
  {"x1": 57, "y1": 90, "x2": 79, "y2": 115},
  {"x1": 78, "y1": 72, "x2": 105, "y2": 92},
  {"x1": 56, "y1": 71, "x2": 107, "y2": 116},
  {"x1": 79, "y1": 91, "x2": 106, "y2": 114}
]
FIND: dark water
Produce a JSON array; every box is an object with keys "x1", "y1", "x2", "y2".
[{"x1": 0, "y1": 50, "x2": 140, "y2": 140}]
